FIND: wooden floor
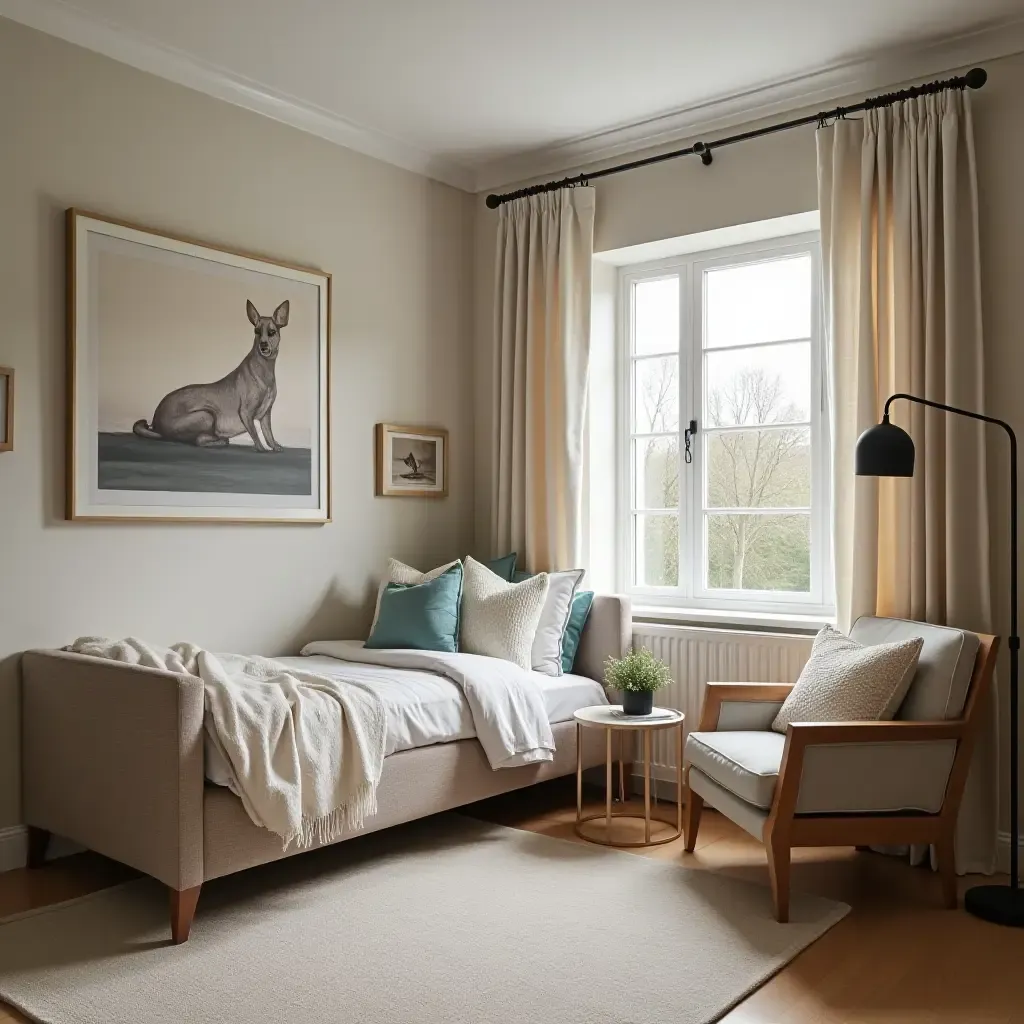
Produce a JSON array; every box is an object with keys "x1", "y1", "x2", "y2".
[{"x1": 2, "y1": 780, "x2": 1023, "y2": 1023}]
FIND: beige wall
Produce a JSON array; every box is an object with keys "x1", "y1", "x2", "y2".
[
  {"x1": 474, "y1": 51, "x2": 1024, "y2": 842},
  {"x1": 0, "y1": 18, "x2": 475, "y2": 829}
]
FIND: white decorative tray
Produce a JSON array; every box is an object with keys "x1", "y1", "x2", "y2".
[{"x1": 610, "y1": 708, "x2": 679, "y2": 721}]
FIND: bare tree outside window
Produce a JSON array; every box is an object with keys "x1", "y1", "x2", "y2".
[
  {"x1": 635, "y1": 356, "x2": 679, "y2": 586},
  {"x1": 704, "y1": 367, "x2": 811, "y2": 592}
]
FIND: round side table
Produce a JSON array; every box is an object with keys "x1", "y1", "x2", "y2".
[{"x1": 574, "y1": 705, "x2": 685, "y2": 848}]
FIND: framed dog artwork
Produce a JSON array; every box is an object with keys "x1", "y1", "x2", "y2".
[
  {"x1": 66, "y1": 210, "x2": 331, "y2": 523},
  {"x1": 374, "y1": 424, "x2": 448, "y2": 498}
]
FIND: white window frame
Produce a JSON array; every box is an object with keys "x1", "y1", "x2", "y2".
[{"x1": 616, "y1": 232, "x2": 834, "y2": 617}]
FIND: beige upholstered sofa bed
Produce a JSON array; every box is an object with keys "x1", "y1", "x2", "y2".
[{"x1": 20, "y1": 595, "x2": 630, "y2": 944}]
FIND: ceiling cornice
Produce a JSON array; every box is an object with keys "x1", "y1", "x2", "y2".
[
  {"x1": 0, "y1": 0, "x2": 477, "y2": 192},
  {"x1": 473, "y1": 16, "x2": 1024, "y2": 193},
  {"x1": 3, "y1": 0, "x2": 1023, "y2": 197}
]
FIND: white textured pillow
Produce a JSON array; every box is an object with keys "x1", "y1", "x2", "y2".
[
  {"x1": 772, "y1": 625, "x2": 924, "y2": 734},
  {"x1": 460, "y1": 557, "x2": 549, "y2": 670},
  {"x1": 371, "y1": 558, "x2": 461, "y2": 629},
  {"x1": 531, "y1": 569, "x2": 585, "y2": 677}
]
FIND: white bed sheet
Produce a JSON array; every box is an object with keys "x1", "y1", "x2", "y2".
[{"x1": 204, "y1": 654, "x2": 607, "y2": 786}]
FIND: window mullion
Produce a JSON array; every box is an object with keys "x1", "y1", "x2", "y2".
[
  {"x1": 669, "y1": 262, "x2": 684, "y2": 598},
  {"x1": 684, "y1": 258, "x2": 701, "y2": 601},
  {"x1": 701, "y1": 421, "x2": 812, "y2": 435},
  {"x1": 704, "y1": 507, "x2": 812, "y2": 515}
]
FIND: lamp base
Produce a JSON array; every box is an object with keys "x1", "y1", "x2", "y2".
[{"x1": 964, "y1": 884, "x2": 1024, "y2": 927}]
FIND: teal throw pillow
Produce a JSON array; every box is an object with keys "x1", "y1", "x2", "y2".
[
  {"x1": 365, "y1": 565, "x2": 463, "y2": 653},
  {"x1": 484, "y1": 552, "x2": 517, "y2": 581},
  {"x1": 561, "y1": 590, "x2": 595, "y2": 674}
]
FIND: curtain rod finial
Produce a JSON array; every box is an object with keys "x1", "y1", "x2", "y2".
[
  {"x1": 966, "y1": 67, "x2": 987, "y2": 90},
  {"x1": 485, "y1": 194, "x2": 501, "y2": 209}
]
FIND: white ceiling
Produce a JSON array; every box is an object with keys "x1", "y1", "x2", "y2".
[{"x1": 4, "y1": 0, "x2": 1024, "y2": 191}]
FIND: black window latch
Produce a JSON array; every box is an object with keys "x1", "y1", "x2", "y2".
[{"x1": 684, "y1": 419, "x2": 698, "y2": 464}]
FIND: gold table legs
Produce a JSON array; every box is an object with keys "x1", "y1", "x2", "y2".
[{"x1": 574, "y1": 721, "x2": 684, "y2": 848}]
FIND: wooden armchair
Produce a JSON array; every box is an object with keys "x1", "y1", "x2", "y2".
[{"x1": 682, "y1": 617, "x2": 999, "y2": 922}]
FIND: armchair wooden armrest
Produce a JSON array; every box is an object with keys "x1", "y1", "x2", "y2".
[
  {"x1": 697, "y1": 682, "x2": 795, "y2": 730},
  {"x1": 784, "y1": 718, "x2": 964, "y2": 748}
]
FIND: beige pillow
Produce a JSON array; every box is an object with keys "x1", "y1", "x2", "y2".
[
  {"x1": 771, "y1": 625, "x2": 923, "y2": 734},
  {"x1": 371, "y1": 558, "x2": 461, "y2": 630},
  {"x1": 460, "y1": 557, "x2": 549, "y2": 670}
]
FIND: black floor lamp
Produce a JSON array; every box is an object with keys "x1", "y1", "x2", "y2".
[{"x1": 855, "y1": 392, "x2": 1022, "y2": 928}]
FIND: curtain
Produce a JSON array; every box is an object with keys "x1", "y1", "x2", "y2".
[
  {"x1": 491, "y1": 187, "x2": 596, "y2": 572},
  {"x1": 818, "y1": 90, "x2": 997, "y2": 874}
]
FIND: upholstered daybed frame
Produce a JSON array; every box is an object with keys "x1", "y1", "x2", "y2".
[{"x1": 20, "y1": 595, "x2": 631, "y2": 943}]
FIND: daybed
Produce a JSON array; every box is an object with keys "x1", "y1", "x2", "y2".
[{"x1": 20, "y1": 595, "x2": 630, "y2": 943}]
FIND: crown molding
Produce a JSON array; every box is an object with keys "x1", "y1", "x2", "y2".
[
  {"x1": 5, "y1": 0, "x2": 1023, "y2": 198},
  {"x1": 0, "y1": 0, "x2": 476, "y2": 192},
  {"x1": 474, "y1": 17, "x2": 1024, "y2": 193}
]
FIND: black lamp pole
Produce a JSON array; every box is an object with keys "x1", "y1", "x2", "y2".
[{"x1": 855, "y1": 392, "x2": 1021, "y2": 927}]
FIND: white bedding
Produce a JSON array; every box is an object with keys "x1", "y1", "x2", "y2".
[{"x1": 205, "y1": 647, "x2": 607, "y2": 787}]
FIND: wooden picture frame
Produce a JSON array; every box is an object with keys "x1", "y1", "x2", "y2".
[
  {"x1": 66, "y1": 209, "x2": 331, "y2": 523},
  {"x1": 375, "y1": 423, "x2": 448, "y2": 498},
  {"x1": 0, "y1": 367, "x2": 13, "y2": 453}
]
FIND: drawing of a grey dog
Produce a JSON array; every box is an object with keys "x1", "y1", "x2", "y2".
[{"x1": 133, "y1": 300, "x2": 289, "y2": 452}]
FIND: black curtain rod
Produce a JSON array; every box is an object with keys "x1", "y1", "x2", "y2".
[{"x1": 485, "y1": 67, "x2": 988, "y2": 209}]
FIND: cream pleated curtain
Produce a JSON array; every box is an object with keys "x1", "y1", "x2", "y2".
[
  {"x1": 818, "y1": 90, "x2": 997, "y2": 873},
  {"x1": 491, "y1": 187, "x2": 596, "y2": 572}
]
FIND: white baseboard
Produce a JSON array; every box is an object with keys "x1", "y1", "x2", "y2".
[{"x1": 0, "y1": 826, "x2": 83, "y2": 874}]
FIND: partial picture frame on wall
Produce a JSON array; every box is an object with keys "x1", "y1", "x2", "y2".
[
  {"x1": 375, "y1": 423, "x2": 448, "y2": 498},
  {"x1": 0, "y1": 367, "x2": 13, "y2": 453},
  {"x1": 66, "y1": 210, "x2": 331, "y2": 523}
]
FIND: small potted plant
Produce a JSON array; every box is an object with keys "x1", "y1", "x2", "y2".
[{"x1": 604, "y1": 647, "x2": 673, "y2": 716}]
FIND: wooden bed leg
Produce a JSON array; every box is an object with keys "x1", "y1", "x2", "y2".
[
  {"x1": 170, "y1": 885, "x2": 202, "y2": 945},
  {"x1": 26, "y1": 827, "x2": 50, "y2": 869}
]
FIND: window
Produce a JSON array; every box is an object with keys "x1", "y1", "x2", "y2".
[{"x1": 619, "y1": 234, "x2": 832, "y2": 616}]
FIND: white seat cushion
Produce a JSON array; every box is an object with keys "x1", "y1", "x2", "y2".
[
  {"x1": 684, "y1": 731, "x2": 785, "y2": 809},
  {"x1": 849, "y1": 616, "x2": 980, "y2": 721}
]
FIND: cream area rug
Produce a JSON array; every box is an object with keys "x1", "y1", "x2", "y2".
[{"x1": 0, "y1": 815, "x2": 848, "y2": 1024}]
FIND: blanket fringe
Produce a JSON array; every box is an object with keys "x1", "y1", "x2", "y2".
[{"x1": 294, "y1": 782, "x2": 379, "y2": 849}]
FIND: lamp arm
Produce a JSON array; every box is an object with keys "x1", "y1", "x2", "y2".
[
  {"x1": 883, "y1": 392, "x2": 1016, "y2": 439},
  {"x1": 883, "y1": 391, "x2": 1018, "y2": 890}
]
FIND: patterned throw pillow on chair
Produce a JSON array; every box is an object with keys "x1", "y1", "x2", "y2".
[{"x1": 771, "y1": 624, "x2": 924, "y2": 734}]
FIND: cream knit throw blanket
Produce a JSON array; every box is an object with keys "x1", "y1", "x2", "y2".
[{"x1": 67, "y1": 637, "x2": 387, "y2": 850}]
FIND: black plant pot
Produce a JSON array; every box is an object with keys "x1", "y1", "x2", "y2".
[{"x1": 621, "y1": 690, "x2": 654, "y2": 716}]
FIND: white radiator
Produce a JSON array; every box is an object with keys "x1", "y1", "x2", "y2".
[{"x1": 628, "y1": 623, "x2": 814, "y2": 787}]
